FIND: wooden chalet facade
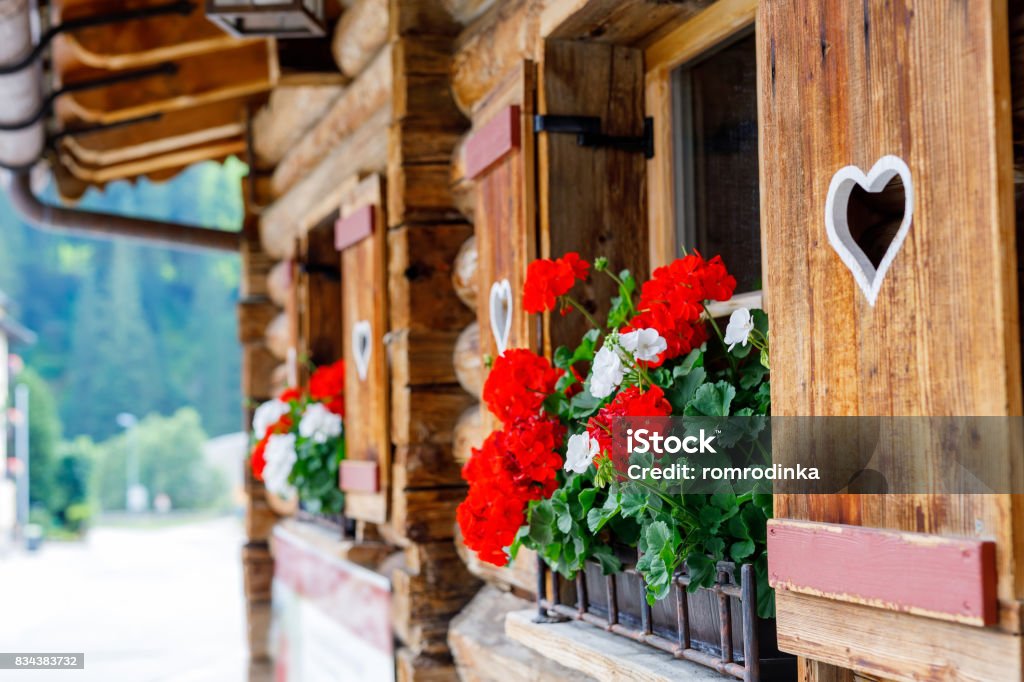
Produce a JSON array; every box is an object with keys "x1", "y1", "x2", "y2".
[{"x1": 4, "y1": 0, "x2": 1024, "y2": 680}]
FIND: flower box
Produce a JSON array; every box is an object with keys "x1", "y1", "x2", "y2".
[
  {"x1": 536, "y1": 551, "x2": 795, "y2": 681},
  {"x1": 295, "y1": 505, "x2": 355, "y2": 538}
]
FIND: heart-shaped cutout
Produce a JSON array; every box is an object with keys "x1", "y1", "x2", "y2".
[
  {"x1": 352, "y1": 320, "x2": 372, "y2": 381},
  {"x1": 825, "y1": 155, "x2": 914, "y2": 306},
  {"x1": 488, "y1": 279, "x2": 512, "y2": 355}
]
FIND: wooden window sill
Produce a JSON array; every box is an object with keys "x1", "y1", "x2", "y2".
[{"x1": 505, "y1": 610, "x2": 732, "y2": 682}]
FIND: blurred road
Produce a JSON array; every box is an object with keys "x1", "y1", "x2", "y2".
[{"x1": 0, "y1": 516, "x2": 248, "y2": 681}]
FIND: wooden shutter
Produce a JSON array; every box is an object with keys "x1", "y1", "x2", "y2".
[
  {"x1": 336, "y1": 174, "x2": 390, "y2": 523},
  {"x1": 537, "y1": 39, "x2": 648, "y2": 350},
  {"x1": 465, "y1": 63, "x2": 538, "y2": 430},
  {"x1": 758, "y1": 1, "x2": 1023, "y2": 679}
]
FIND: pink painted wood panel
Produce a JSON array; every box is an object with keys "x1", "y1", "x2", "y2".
[
  {"x1": 340, "y1": 459, "x2": 380, "y2": 493},
  {"x1": 465, "y1": 105, "x2": 521, "y2": 180},
  {"x1": 767, "y1": 519, "x2": 998, "y2": 626},
  {"x1": 272, "y1": 526, "x2": 392, "y2": 654},
  {"x1": 334, "y1": 204, "x2": 375, "y2": 252}
]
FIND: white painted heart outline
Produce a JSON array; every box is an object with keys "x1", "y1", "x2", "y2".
[
  {"x1": 825, "y1": 155, "x2": 914, "y2": 307},
  {"x1": 488, "y1": 279, "x2": 512, "y2": 355},
  {"x1": 352, "y1": 320, "x2": 372, "y2": 381}
]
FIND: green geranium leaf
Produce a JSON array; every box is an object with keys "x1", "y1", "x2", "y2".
[
  {"x1": 685, "y1": 381, "x2": 736, "y2": 417},
  {"x1": 731, "y1": 539, "x2": 756, "y2": 562},
  {"x1": 592, "y1": 545, "x2": 621, "y2": 575},
  {"x1": 553, "y1": 346, "x2": 573, "y2": 370}
]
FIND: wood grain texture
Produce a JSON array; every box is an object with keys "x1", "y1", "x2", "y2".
[
  {"x1": 539, "y1": 39, "x2": 648, "y2": 353},
  {"x1": 541, "y1": 0, "x2": 711, "y2": 47},
  {"x1": 273, "y1": 47, "x2": 392, "y2": 196},
  {"x1": 387, "y1": 224, "x2": 476, "y2": 332},
  {"x1": 340, "y1": 175, "x2": 391, "y2": 522},
  {"x1": 450, "y1": 0, "x2": 542, "y2": 116},
  {"x1": 260, "y1": 105, "x2": 390, "y2": 258},
  {"x1": 252, "y1": 84, "x2": 346, "y2": 166},
  {"x1": 758, "y1": 0, "x2": 1024, "y2": 654},
  {"x1": 776, "y1": 591, "x2": 1023, "y2": 682},
  {"x1": 768, "y1": 519, "x2": 998, "y2": 626},
  {"x1": 60, "y1": 41, "x2": 276, "y2": 124},
  {"x1": 332, "y1": 0, "x2": 389, "y2": 77}
]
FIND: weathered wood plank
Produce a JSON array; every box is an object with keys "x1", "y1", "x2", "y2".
[
  {"x1": 759, "y1": 0, "x2": 1023, "y2": 638},
  {"x1": 541, "y1": 0, "x2": 711, "y2": 47},
  {"x1": 387, "y1": 224, "x2": 476, "y2": 332},
  {"x1": 539, "y1": 39, "x2": 647, "y2": 353},
  {"x1": 389, "y1": 329, "x2": 463, "y2": 387},
  {"x1": 775, "y1": 591, "x2": 1023, "y2": 682},
  {"x1": 391, "y1": 485, "x2": 465, "y2": 542}
]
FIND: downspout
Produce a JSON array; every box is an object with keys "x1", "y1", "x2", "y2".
[
  {"x1": 4, "y1": 172, "x2": 241, "y2": 252},
  {"x1": 0, "y1": 0, "x2": 241, "y2": 253}
]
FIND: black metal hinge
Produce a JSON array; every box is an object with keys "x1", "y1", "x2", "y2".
[{"x1": 533, "y1": 115, "x2": 654, "y2": 159}]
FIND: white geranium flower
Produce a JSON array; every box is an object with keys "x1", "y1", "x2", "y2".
[
  {"x1": 590, "y1": 345, "x2": 625, "y2": 398},
  {"x1": 619, "y1": 328, "x2": 668, "y2": 363},
  {"x1": 262, "y1": 433, "x2": 297, "y2": 499},
  {"x1": 564, "y1": 433, "x2": 600, "y2": 474},
  {"x1": 253, "y1": 399, "x2": 289, "y2": 438},
  {"x1": 299, "y1": 402, "x2": 343, "y2": 444},
  {"x1": 724, "y1": 308, "x2": 755, "y2": 351}
]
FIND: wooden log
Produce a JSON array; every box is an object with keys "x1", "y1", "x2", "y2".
[
  {"x1": 450, "y1": 0, "x2": 541, "y2": 116},
  {"x1": 242, "y1": 542, "x2": 274, "y2": 601},
  {"x1": 450, "y1": 132, "x2": 475, "y2": 221},
  {"x1": 454, "y1": 527, "x2": 537, "y2": 594},
  {"x1": 396, "y1": 647, "x2": 458, "y2": 682},
  {"x1": 453, "y1": 322, "x2": 483, "y2": 398},
  {"x1": 449, "y1": 586, "x2": 592, "y2": 682},
  {"x1": 453, "y1": 403, "x2": 486, "y2": 465},
  {"x1": 443, "y1": 0, "x2": 500, "y2": 26},
  {"x1": 246, "y1": 600, "x2": 273, "y2": 661},
  {"x1": 391, "y1": 385, "x2": 477, "y2": 447},
  {"x1": 387, "y1": 224, "x2": 476, "y2": 332},
  {"x1": 451, "y1": 235, "x2": 478, "y2": 308},
  {"x1": 242, "y1": 342, "x2": 280, "y2": 401},
  {"x1": 393, "y1": 541, "x2": 480, "y2": 649},
  {"x1": 260, "y1": 105, "x2": 390, "y2": 258},
  {"x1": 393, "y1": 444, "x2": 464, "y2": 489},
  {"x1": 266, "y1": 260, "x2": 293, "y2": 308},
  {"x1": 273, "y1": 46, "x2": 392, "y2": 196},
  {"x1": 332, "y1": 0, "x2": 389, "y2": 77},
  {"x1": 390, "y1": 119, "x2": 465, "y2": 168},
  {"x1": 237, "y1": 297, "x2": 280, "y2": 344},
  {"x1": 389, "y1": 0, "x2": 461, "y2": 39},
  {"x1": 388, "y1": 163, "x2": 465, "y2": 226},
  {"x1": 246, "y1": 495, "x2": 277, "y2": 541},
  {"x1": 241, "y1": 234, "x2": 275, "y2": 299},
  {"x1": 264, "y1": 312, "x2": 291, "y2": 361},
  {"x1": 391, "y1": 486, "x2": 465, "y2": 543},
  {"x1": 389, "y1": 329, "x2": 463, "y2": 387},
  {"x1": 252, "y1": 83, "x2": 347, "y2": 166}
]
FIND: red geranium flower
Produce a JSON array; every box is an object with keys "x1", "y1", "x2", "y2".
[
  {"x1": 587, "y1": 385, "x2": 672, "y2": 461},
  {"x1": 278, "y1": 387, "x2": 302, "y2": 402},
  {"x1": 482, "y1": 349, "x2": 563, "y2": 425},
  {"x1": 523, "y1": 252, "x2": 590, "y2": 313},
  {"x1": 250, "y1": 413, "x2": 293, "y2": 481},
  {"x1": 310, "y1": 360, "x2": 345, "y2": 416},
  {"x1": 458, "y1": 414, "x2": 566, "y2": 566}
]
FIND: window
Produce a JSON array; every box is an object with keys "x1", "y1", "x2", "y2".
[{"x1": 671, "y1": 31, "x2": 761, "y2": 294}]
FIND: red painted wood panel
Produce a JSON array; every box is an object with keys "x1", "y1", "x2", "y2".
[
  {"x1": 465, "y1": 105, "x2": 521, "y2": 180},
  {"x1": 767, "y1": 519, "x2": 998, "y2": 626},
  {"x1": 334, "y1": 204, "x2": 375, "y2": 252},
  {"x1": 340, "y1": 459, "x2": 380, "y2": 493}
]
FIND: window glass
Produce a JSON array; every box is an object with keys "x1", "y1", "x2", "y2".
[{"x1": 673, "y1": 32, "x2": 761, "y2": 292}]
